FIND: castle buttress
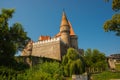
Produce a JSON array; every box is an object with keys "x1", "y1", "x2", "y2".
[{"x1": 21, "y1": 11, "x2": 79, "y2": 60}]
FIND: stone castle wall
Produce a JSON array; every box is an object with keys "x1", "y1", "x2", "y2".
[
  {"x1": 70, "y1": 35, "x2": 78, "y2": 50},
  {"x1": 32, "y1": 37, "x2": 63, "y2": 60}
]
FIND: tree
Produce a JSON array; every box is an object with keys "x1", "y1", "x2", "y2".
[
  {"x1": 0, "y1": 9, "x2": 30, "y2": 66},
  {"x1": 83, "y1": 49, "x2": 107, "y2": 73},
  {"x1": 105, "y1": 0, "x2": 120, "y2": 11},
  {"x1": 62, "y1": 48, "x2": 85, "y2": 77},
  {"x1": 83, "y1": 49, "x2": 93, "y2": 69},
  {"x1": 112, "y1": 0, "x2": 120, "y2": 11},
  {"x1": 103, "y1": 0, "x2": 120, "y2": 36}
]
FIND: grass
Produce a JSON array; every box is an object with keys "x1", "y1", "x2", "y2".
[
  {"x1": 116, "y1": 64, "x2": 120, "y2": 71},
  {"x1": 92, "y1": 71, "x2": 120, "y2": 80}
]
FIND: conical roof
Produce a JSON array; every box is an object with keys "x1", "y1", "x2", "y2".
[
  {"x1": 60, "y1": 11, "x2": 69, "y2": 26},
  {"x1": 55, "y1": 21, "x2": 76, "y2": 37},
  {"x1": 68, "y1": 21, "x2": 76, "y2": 35}
]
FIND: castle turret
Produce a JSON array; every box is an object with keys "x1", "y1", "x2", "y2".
[{"x1": 60, "y1": 11, "x2": 70, "y2": 47}]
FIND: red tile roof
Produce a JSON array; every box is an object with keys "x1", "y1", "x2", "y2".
[{"x1": 38, "y1": 36, "x2": 51, "y2": 41}]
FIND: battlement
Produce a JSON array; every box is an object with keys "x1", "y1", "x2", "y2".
[
  {"x1": 21, "y1": 12, "x2": 79, "y2": 61},
  {"x1": 32, "y1": 37, "x2": 62, "y2": 60},
  {"x1": 33, "y1": 37, "x2": 61, "y2": 46}
]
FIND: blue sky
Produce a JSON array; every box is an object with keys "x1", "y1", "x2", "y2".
[{"x1": 0, "y1": 0, "x2": 120, "y2": 56}]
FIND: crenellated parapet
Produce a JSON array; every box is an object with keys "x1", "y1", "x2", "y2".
[
  {"x1": 33, "y1": 37, "x2": 61, "y2": 48},
  {"x1": 21, "y1": 11, "x2": 79, "y2": 61},
  {"x1": 32, "y1": 37, "x2": 62, "y2": 60}
]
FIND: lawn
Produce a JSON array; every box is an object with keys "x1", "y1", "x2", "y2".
[
  {"x1": 116, "y1": 64, "x2": 120, "y2": 71},
  {"x1": 92, "y1": 71, "x2": 120, "y2": 80}
]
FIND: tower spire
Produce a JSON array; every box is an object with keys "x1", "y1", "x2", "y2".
[
  {"x1": 60, "y1": 10, "x2": 69, "y2": 27},
  {"x1": 60, "y1": 11, "x2": 70, "y2": 47}
]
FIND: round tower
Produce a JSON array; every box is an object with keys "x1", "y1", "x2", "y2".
[{"x1": 60, "y1": 11, "x2": 70, "y2": 47}]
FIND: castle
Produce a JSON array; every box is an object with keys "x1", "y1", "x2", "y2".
[{"x1": 21, "y1": 11, "x2": 82, "y2": 61}]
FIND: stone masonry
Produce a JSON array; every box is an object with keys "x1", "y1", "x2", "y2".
[{"x1": 21, "y1": 11, "x2": 80, "y2": 61}]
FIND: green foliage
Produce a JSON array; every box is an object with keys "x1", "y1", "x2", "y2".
[
  {"x1": 103, "y1": 0, "x2": 120, "y2": 36},
  {"x1": 0, "y1": 61, "x2": 63, "y2": 80},
  {"x1": 84, "y1": 49, "x2": 107, "y2": 73},
  {"x1": 0, "y1": 8, "x2": 30, "y2": 66},
  {"x1": 103, "y1": 14, "x2": 120, "y2": 36},
  {"x1": 92, "y1": 71, "x2": 120, "y2": 80},
  {"x1": 105, "y1": 0, "x2": 120, "y2": 11},
  {"x1": 0, "y1": 66, "x2": 18, "y2": 80},
  {"x1": 0, "y1": 61, "x2": 29, "y2": 80},
  {"x1": 18, "y1": 70, "x2": 52, "y2": 80},
  {"x1": 115, "y1": 64, "x2": 120, "y2": 71},
  {"x1": 112, "y1": 0, "x2": 120, "y2": 11},
  {"x1": 38, "y1": 61, "x2": 62, "y2": 75},
  {"x1": 17, "y1": 61, "x2": 64, "y2": 80},
  {"x1": 62, "y1": 48, "x2": 85, "y2": 77},
  {"x1": 69, "y1": 59, "x2": 84, "y2": 75}
]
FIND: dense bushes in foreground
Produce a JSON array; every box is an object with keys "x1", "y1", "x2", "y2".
[
  {"x1": 0, "y1": 48, "x2": 85, "y2": 80},
  {"x1": 17, "y1": 61, "x2": 64, "y2": 80},
  {"x1": 0, "y1": 61, "x2": 64, "y2": 80},
  {"x1": 0, "y1": 48, "x2": 109, "y2": 80}
]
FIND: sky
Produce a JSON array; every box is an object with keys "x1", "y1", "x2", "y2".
[{"x1": 0, "y1": 0, "x2": 120, "y2": 56}]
